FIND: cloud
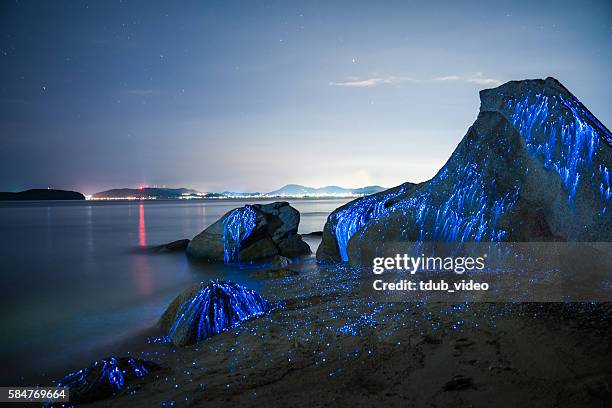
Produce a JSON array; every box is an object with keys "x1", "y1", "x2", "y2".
[
  {"x1": 329, "y1": 76, "x2": 411, "y2": 88},
  {"x1": 434, "y1": 75, "x2": 460, "y2": 81},
  {"x1": 467, "y1": 77, "x2": 503, "y2": 86},
  {"x1": 434, "y1": 73, "x2": 502, "y2": 87}
]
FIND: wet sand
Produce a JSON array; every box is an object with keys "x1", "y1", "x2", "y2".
[{"x1": 85, "y1": 257, "x2": 612, "y2": 408}]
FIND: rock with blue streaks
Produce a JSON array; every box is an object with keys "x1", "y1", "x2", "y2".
[
  {"x1": 187, "y1": 201, "x2": 310, "y2": 262},
  {"x1": 317, "y1": 77, "x2": 611, "y2": 263},
  {"x1": 161, "y1": 280, "x2": 273, "y2": 346},
  {"x1": 51, "y1": 357, "x2": 160, "y2": 405}
]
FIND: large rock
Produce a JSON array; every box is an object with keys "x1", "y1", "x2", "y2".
[
  {"x1": 187, "y1": 201, "x2": 311, "y2": 262},
  {"x1": 317, "y1": 77, "x2": 611, "y2": 264},
  {"x1": 160, "y1": 280, "x2": 273, "y2": 346}
]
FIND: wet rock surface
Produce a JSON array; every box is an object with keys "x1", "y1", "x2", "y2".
[
  {"x1": 317, "y1": 78, "x2": 611, "y2": 263},
  {"x1": 161, "y1": 280, "x2": 274, "y2": 346},
  {"x1": 187, "y1": 202, "x2": 310, "y2": 262}
]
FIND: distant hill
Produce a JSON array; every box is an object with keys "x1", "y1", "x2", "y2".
[
  {"x1": 92, "y1": 187, "x2": 200, "y2": 199},
  {"x1": 0, "y1": 189, "x2": 85, "y2": 201},
  {"x1": 266, "y1": 184, "x2": 386, "y2": 197},
  {"x1": 89, "y1": 185, "x2": 386, "y2": 200},
  {"x1": 220, "y1": 191, "x2": 262, "y2": 197}
]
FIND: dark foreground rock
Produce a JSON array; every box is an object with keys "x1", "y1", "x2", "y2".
[
  {"x1": 154, "y1": 239, "x2": 190, "y2": 253},
  {"x1": 317, "y1": 77, "x2": 612, "y2": 263},
  {"x1": 52, "y1": 357, "x2": 160, "y2": 405},
  {"x1": 187, "y1": 201, "x2": 311, "y2": 262},
  {"x1": 0, "y1": 189, "x2": 85, "y2": 201},
  {"x1": 161, "y1": 280, "x2": 274, "y2": 346}
]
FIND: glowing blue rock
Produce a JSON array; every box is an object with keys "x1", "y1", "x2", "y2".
[
  {"x1": 187, "y1": 202, "x2": 310, "y2": 262},
  {"x1": 50, "y1": 357, "x2": 159, "y2": 405},
  {"x1": 163, "y1": 280, "x2": 273, "y2": 346},
  {"x1": 222, "y1": 206, "x2": 257, "y2": 262},
  {"x1": 318, "y1": 77, "x2": 611, "y2": 264},
  {"x1": 317, "y1": 183, "x2": 416, "y2": 262}
]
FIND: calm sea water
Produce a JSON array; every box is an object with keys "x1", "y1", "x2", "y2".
[{"x1": 0, "y1": 198, "x2": 349, "y2": 385}]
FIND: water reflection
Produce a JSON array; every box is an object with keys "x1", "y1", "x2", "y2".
[
  {"x1": 138, "y1": 202, "x2": 147, "y2": 247},
  {"x1": 0, "y1": 198, "x2": 348, "y2": 384},
  {"x1": 134, "y1": 201, "x2": 153, "y2": 296}
]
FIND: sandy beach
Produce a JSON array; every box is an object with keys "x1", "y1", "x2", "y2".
[{"x1": 87, "y1": 256, "x2": 612, "y2": 408}]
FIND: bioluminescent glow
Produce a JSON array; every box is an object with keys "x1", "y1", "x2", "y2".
[
  {"x1": 222, "y1": 206, "x2": 257, "y2": 263},
  {"x1": 392, "y1": 161, "x2": 519, "y2": 244},
  {"x1": 332, "y1": 125, "x2": 520, "y2": 260},
  {"x1": 504, "y1": 91, "x2": 611, "y2": 207},
  {"x1": 327, "y1": 82, "x2": 611, "y2": 262},
  {"x1": 51, "y1": 357, "x2": 156, "y2": 404},
  {"x1": 167, "y1": 280, "x2": 273, "y2": 345},
  {"x1": 332, "y1": 186, "x2": 411, "y2": 261}
]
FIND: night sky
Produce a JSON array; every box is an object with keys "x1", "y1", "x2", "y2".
[{"x1": 1, "y1": 0, "x2": 610, "y2": 194}]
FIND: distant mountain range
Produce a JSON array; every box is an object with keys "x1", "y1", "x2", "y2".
[
  {"x1": 266, "y1": 184, "x2": 386, "y2": 197},
  {"x1": 89, "y1": 184, "x2": 385, "y2": 200}
]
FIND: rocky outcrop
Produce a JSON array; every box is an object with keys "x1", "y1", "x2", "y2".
[
  {"x1": 317, "y1": 77, "x2": 611, "y2": 264},
  {"x1": 316, "y1": 182, "x2": 417, "y2": 262},
  {"x1": 187, "y1": 201, "x2": 311, "y2": 262},
  {"x1": 161, "y1": 280, "x2": 273, "y2": 346},
  {"x1": 53, "y1": 357, "x2": 160, "y2": 404}
]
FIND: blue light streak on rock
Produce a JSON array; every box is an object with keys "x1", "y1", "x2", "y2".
[
  {"x1": 168, "y1": 280, "x2": 273, "y2": 345},
  {"x1": 51, "y1": 357, "x2": 156, "y2": 405},
  {"x1": 505, "y1": 91, "x2": 611, "y2": 206},
  {"x1": 600, "y1": 164, "x2": 611, "y2": 214},
  {"x1": 331, "y1": 134, "x2": 520, "y2": 261},
  {"x1": 222, "y1": 206, "x2": 257, "y2": 263},
  {"x1": 391, "y1": 161, "x2": 520, "y2": 243},
  {"x1": 333, "y1": 186, "x2": 410, "y2": 261}
]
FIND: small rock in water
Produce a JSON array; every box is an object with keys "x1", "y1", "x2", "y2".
[
  {"x1": 155, "y1": 239, "x2": 190, "y2": 253},
  {"x1": 270, "y1": 255, "x2": 292, "y2": 270}
]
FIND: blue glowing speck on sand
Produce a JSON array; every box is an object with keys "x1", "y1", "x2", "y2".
[
  {"x1": 505, "y1": 91, "x2": 611, "y2": 207},
  {"x1": 222, "y1": 206, "x2": 257, "y2": 263},
  {"x1": 168, "y1": 280, "x2": 273, "y2": 345},
  {"x1": 49, "y1": 357, "x2": 157, "y2": 405}
]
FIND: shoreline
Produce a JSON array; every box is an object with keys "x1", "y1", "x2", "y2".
[{"x1": 73, "y1": 256, "x2": 611, "y2": 407}]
